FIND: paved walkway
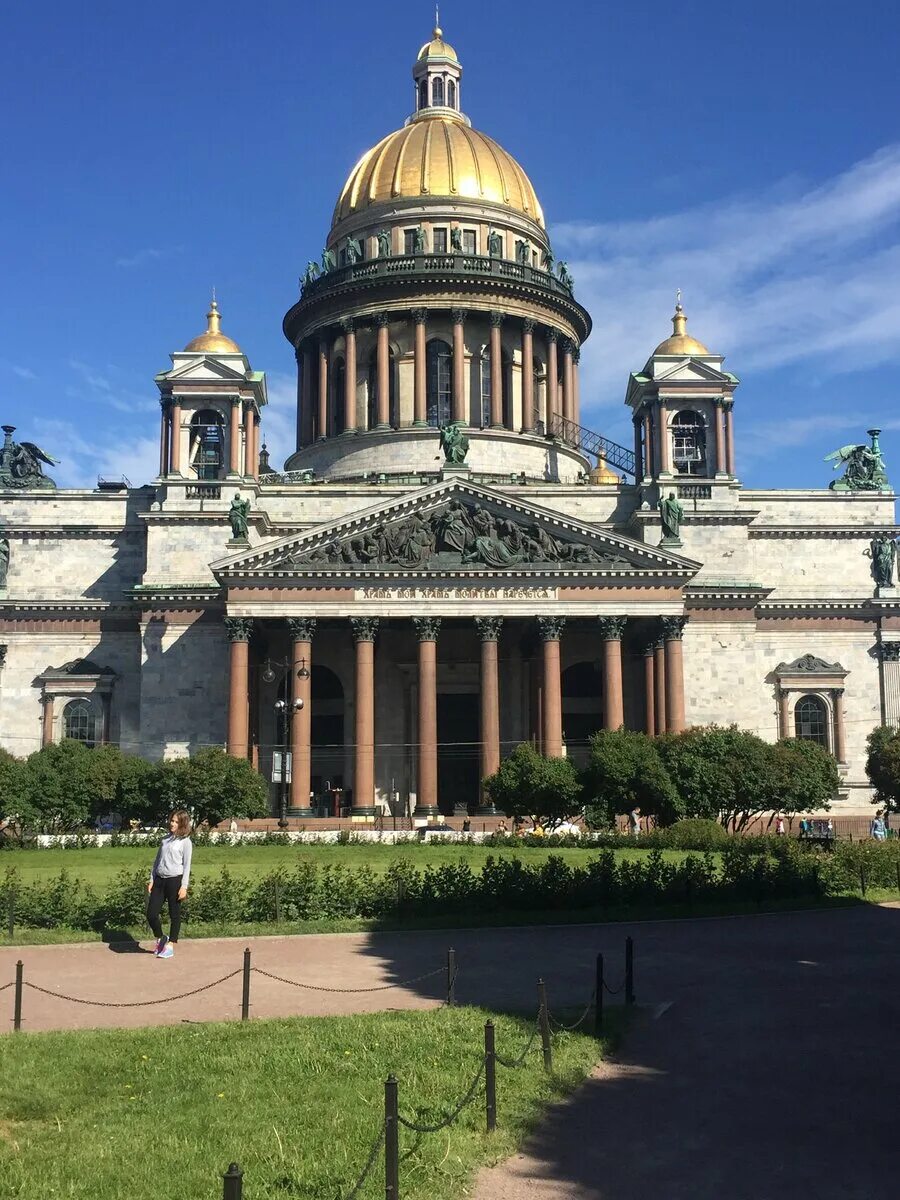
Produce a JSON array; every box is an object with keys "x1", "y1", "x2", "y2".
[{"x1": 2, "y1": 907, "x2": 899, "y2": 1195}]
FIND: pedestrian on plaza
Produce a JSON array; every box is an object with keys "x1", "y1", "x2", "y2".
[
  {"x1": 628, "y1": 808, "x2": 641, "y2": 837},
  {"x1": 496, "y1": 818, "x2": 508, "y2": 836},
  {"x1": 147, "y1": 810, "x2": 193, "y2": 959},
  {"x1": 870, "y1": 812, "x2": 887, "y2": 841},
  {"x1": 775, "y1": 815, "x2": 786, "y2": 836},
  {"x1": 462, "y1": 817, "x2": 471, "y2": 833},
  {"x1": 799, "y1": 817, "x2": 809, "y2": 839}
]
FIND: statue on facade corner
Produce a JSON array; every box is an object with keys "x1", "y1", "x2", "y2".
[
  {"x1": 0, "y1": 426, "x2": 59, "y2": 490},
  {"x1": 228, "y1": 495, "x2": 251, "y2": 541},
  {"x1": 0, "y1": 537, "x2": 9, "y2": 588},
  {"x1": 866, "y1": 533, "x2": 896, "y2": 588},
  {"x1": 825, "y1": 429, "x2": 889, "y2": 491},
  {"x1": 377, "y1": 228, "x2": 392, "y2": 257},
  {"x1": 659, "y1": 491, "x2": 684, "y2": 543},
  {"x1": 439, "y1": 421, "x2": 469, "y2": 466}
]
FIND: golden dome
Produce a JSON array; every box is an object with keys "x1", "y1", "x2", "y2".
[
  {"x1": 418, "y1": 25, "x2": 457, "y2": 61},
  {"x1": 332, "y1": 115, "x2": 544, "y2": 229},
  {"x1": 184, "y1": 298, "x2": 242, "y2": 354},
  {"x1": 652, "y1": 302, "x2": 710, "y2": 357},
  {"x1": 589, "y1": 456, "x2": 620, "y2": 485}
]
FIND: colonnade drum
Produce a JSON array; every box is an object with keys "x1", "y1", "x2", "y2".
[{"x1": 223, "y1": 614, "x2": 689, "y2": 817}]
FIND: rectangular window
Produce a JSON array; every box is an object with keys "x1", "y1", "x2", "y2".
[
  {"x1": 404, "y1": 229, "x2": 417, "y2": 256},
  {"x1": 432, "y1": 228, "x2": 447, "y2": 254},
  {"x1": 463, "y1": 229, "x2": 476, "y2": 254}
]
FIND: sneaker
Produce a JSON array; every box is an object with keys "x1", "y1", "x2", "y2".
[
  {"x1": 158, "y1": 943, "x2": 174, "y2": 959},
  {"x1": 154, "y1": 935, "x2": 168, "y2": 957}
]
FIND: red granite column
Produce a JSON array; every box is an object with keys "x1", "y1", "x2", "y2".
[
  {"x1": 159, "y1": 401, "x2": 170, "y2": 477},
  {"x1": 599, "y1": 617, "x2": 627, "y2": 730},
  {"x1": 642, "y1": 406, "x2": 653, "y2": 479},
  {"x1": 300, "y1": 345, "x2": 314, "y2": 449},
  {"x1": 288, "y1": 618, "x2": 316, "y2": 815},
  {"x1": 225, "y1": 618, "x2": 253, "y2": 758},
  {"x1": 489, "y1": 312, "x2": 504, "y2": 428},
  {"x1": 343, "y1": 319, "x2": 357, "y2": 433},
  {"x1": 643, "y1": 639, "x2": 656, "y2": 736},
  {"x1": 376, "y1": 315, "x2": 391, "y2": 429},
  {"x1": 229, "y1": 398, "x2": 242, "y2": 476},
  {"x1": 546, "y1": 330, "x2": 559, "y2": 430},
  {"x1": 41, "y1": 694, "x2": 54, "y2": 748},
  {"x1": 476, "y1": 617, "x2": 503, "y2": 811},
  {"x1": 413, "y1": 617, "x2": 441, "y2": 817},
  {"x1": 317, "y1": 337, "x2": 329, "y2": 440},
  {"x1": 573, "y1": 346, "x2": 581, "y2": 428},
  {"x1": 169, "y1": 398, "x2": 183, "y2": 475},
  {"x1": 452, "y1": 308, "x2": 467, "y2": 423},
  {"x1": 413, "y1": 309, "x2": 428, "y2": 426},
  {"x1": 521, "y1": 319, "x2": 535, "y2": 432},
  {"x1": 658, "y1": 400, "x2": 671, "y2": 474},
  {"x1": 653, "y1": 631, "x2": 667, "y2": 735},
  {"x1": 833, "y1": 688, "x2": 847, "y2": 763},
  {"x1": 714, "y1": 399, "x2": 727, "y2": 476},
  {"x1": 538, "y1": 617, "x2": 565, "y2": 756},
  {"x1": 777, "y1": 687, "x2": 790, "y2": 739},
  {"x1": 561, "y1": 339, "x2": 575, "y2": 426},
  {"x1": 633, "y1": 416, "x2": 643, "y2": 481},
  {"x1": 663, "y1": 617, "x2": 687, "y2": 733},
  {"x1": 351, "y1": 618, "x2": 379, "y2": 815},
  {"x1": 724, "y1": 400, "x2": 736, "y2": 476}
]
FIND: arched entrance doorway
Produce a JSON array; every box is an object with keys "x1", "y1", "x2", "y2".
[{"x1": 562, "y1": 661, "x2": 603, "y2": 766}]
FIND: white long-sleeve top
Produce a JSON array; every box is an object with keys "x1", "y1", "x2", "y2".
[{"x1": 149, "y1": 835, "x2": 193, "y2": 891}]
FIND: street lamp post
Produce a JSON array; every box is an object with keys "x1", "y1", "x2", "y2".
[{"x1": 261, "y1": 657, "x2": 308, "y2": 829}]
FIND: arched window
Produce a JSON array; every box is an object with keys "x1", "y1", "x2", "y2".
[
  {"x1": 418, "y1": 79, "x2": 428, "y2": 110},
  {"x1": 189, "y1": 409, "x2": 225, "y2": 480},
  {"x1": 795, "y1": 695, "x2": 828, "y2": 748},
  {"x1": 432, "y1": 77, "x2": 444, "y2": 106},
  {"x1": 480, "y1": 347, "x2": 512, "y2": 427},
  {"x1": 367, "y1": 348, "x2": 397, "y2": 430},
  {"x1": 64, "y1": 698, "x2": 97, "y2": 748},
  {"x1": 448, "y1": 79, "x2": 457, "y2": 109},
  {"x1": 671, "y1": 410, "x2": 707, "y2": 476},
  {"x1": 332, "y1": 357, "x2": 346, "y2": 436},
  {"x1": 426, "y1": 339, "x2": 452, "y2": 427}
]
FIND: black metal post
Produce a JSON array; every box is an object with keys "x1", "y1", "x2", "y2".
[
  {"x1": 625, "y1": 936, "x2": 635, "y2": 1006},
  {"x1": 13, "y1": 960, "x2": 23, "y2": 1032},
  {"x1": 446, "y1": 947, "x2": 456, "y2": 1006},
  {"x1": 222, "y1": 1162, "x2": 243, "y2": 1199},
  {"x1": 484, "y1": 1020, "x2": 497, "y2": 1132},
  {"x1": 537, "y1": 978, "x2": 553, "y2": 1073},
  {"x1": 241, "y1": 948, "x2": 251, "y2": 1020},
  {"x1": 594, "y1": 953, "x2": 604, "y2": 1036},
  {"x1": 384, "y1": 1074, "x2": 399, "y2": 1200}
]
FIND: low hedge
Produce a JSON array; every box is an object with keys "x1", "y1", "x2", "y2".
[{"x1": 2, "y1": 840, "x2": 896, "y2": 931}]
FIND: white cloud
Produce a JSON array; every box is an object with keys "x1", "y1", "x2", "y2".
[
  {"x1": 32, "y1": 418, "x2": 159, "y2": 489},
  {"x1": 553, "y1": 144, "x2": 900, "y2": 425},
  {"x1": 257, "y1": 371, "x2": 297, "y2": 471},
  {"x1": 1, "y1": 360, "x2": 37, "y2": 381},
  {"x1": 115, "y1": 246, "x2": 182, "y2": 269}
]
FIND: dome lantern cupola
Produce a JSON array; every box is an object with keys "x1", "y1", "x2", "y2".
[{"x1": 411, "y1": 17, "x2": 464, "y2": 122}]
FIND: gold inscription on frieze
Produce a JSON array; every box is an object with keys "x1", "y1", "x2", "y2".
[{"x1": 357, "y1": 586, "x2": 557, "y2": 601}]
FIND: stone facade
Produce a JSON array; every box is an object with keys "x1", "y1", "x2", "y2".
[{"x1": 1, "y1": 26, "x2": 896, "y2": 817}]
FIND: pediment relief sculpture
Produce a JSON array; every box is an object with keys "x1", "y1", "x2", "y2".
[{"x1": 273, "y1": 499, "x2": 631, "y2": 571}]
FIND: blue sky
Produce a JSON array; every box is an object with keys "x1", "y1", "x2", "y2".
[{"x1": 3, "y1": 0, "x2": 900, "y2": 489}]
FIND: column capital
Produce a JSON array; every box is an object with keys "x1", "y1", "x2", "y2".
[
  {"x1": 831, "y1": 687, "x2": 845, "y2": 699},
  {"x1": 475, "y1": 616, "x2": 504, "y2": 642},
  {"x1": 412, "y1": 307, "x2": 429, "y2": 325},
  {"x1": 375, "y1": 312, "x2": 391, "y2": 329},
  {"x1": 294, "y1": 345, "x2": 302, "y2": 364},
  {"x1": 489, "y1": 310, "x2": 505, "y2": 328},
  {"x1": 451, "y1": 307, "x2": 467, "y2": 326},
  {"x1": 413, "y1": 616, "x2": 442, "y2": 641},
  {"x1": 159, "y1": 397, "x2": 171, "y2": 411},
  {"x1": 350, "y1": 617, "x2": 379, "y2": 643},
  {"x1": 642, "y1": 631, "x2": 664, "y2": 656},
  {"x1": 537, "y1": 616, "x2": 566, "y2": 641},
  {"x1": 340, "y1": 317, "x2": 355, "y2": 335},
  {"x1": 545, "y1": 327, "x2": 560, "y2": 344},
  {"x1": 880, "y1": 641, "x2": 900, "y2": 662},
  {"x1": 661, "y1": 615, "x2": 687, "y2": 641},
  {"x1": 224, "y1": 617, "x2": 254, "y2": 643},
  {"x1": 522, "y1": 317, "x2": 536, "y2": 334},
  {"x1": 231, "y1": 395, "x2": 242, "y2": 408},
  {"x1": 572, "y1": 346, "x2": 581, "y2": 364},
  {"x1": 597, "y1": 616, "x2": 628, "y2": 641},
  {"x1": 287, "y1": 617, "x2": 317, "y2": 642},
  {"x1": 722, "y1": 398, "x2": 734, "y2": 412},
  {"x1": 560, "y1": 336, "x2": 575, "y2": 356}
]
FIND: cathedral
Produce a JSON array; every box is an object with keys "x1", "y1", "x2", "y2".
[{"x1": 1, "y1": 26, "x2": 896, "y2": 818}]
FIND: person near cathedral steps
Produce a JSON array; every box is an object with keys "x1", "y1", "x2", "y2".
[{"x1": 146, "y1": 810, "x2": 193, "y2": 958}]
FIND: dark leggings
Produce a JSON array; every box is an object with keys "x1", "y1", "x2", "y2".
[{"x1": 147, "y1": 875, "x2": 183, "y2": 942}]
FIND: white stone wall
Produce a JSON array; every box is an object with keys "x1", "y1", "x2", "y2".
[{"x1": 138, "y1": 619, "x2": 228, "y2": 760}]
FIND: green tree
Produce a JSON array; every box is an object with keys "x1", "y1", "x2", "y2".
[
  {"x1": 482, "y1": 742, "x2": 583, "y2": 828},
  {"x1": 865, "y1": 724, "x2": 900, "y2": 813},
  {"x1": 155, "y1": 746, "x2": 270, "y2": 827},
  {"x1": 771, "y1": 737, "x2": 837, "y2": 815},
  {"x1": 22, "y1": 740, "x2": 96, "y2": 831},
  {"x1": 582, "y1": 729, "x2": 680, "y2": 828},
  {"x1": 657, "y1": 725, "x2": 775, "y2": 831},
  {"x1": 0, "y1": 748, "x2": 32, "y2": 832}
]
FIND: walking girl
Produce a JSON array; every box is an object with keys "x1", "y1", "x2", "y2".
[{"x1": 147, "y1": 810, "x2": 193, "y2": 958}]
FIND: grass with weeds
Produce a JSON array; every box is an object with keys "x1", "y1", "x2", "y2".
[{"x1": 0, "y1": 1005, "x2": 625, "y2": 1200}]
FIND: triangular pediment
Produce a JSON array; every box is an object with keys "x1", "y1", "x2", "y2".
[
  {"x1": 211, "y1": 479, "x2": 700, "y2": 579},
  {"x1": 653, "y1": 358, "x2": 731, "y2": 384},
  {"x1": 156, "y1": 357, "x2": 251, "y2": 384}
]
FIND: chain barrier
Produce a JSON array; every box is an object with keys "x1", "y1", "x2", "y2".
[
  {"x1": 340, "y1": 1124, "x2": 385, "y2": 1200},
  {"x1": 21, "y1": 969, "x2": 243, "y2": 1008},
  {"x1": 0, "y1": 981, "x2": 13, "y2": 993},
  {"x1": 252, "y1": 964, "x2": 444, "y2": 995},
  {"x1": 602, "y1": 978, "x2": 625, "y2": 996},
  {"x1": 548, "y1": 988, "x2": 597, "y2": 1033},
  {"x1": 397, "y1": 1060, "x2": 485, "y2": 1134},
  {"x1": 493, "y1": 1015, "x2": 542, "y2": 1069}
]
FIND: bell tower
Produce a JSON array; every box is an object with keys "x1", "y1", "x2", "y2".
[
  {"x1": 411, "y1": 20, "x2": 464, "y2": 121},
  {"x1": 625, "y1": 299, "x2": 739, "y2": 491}
]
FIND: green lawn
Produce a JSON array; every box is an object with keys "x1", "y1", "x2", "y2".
[
  {"x1": 0, "y1": 841, "x2": 697, "y2": 888},
  {"x1": 0, "y1": 1006, "x2": 621, "y2": 1200}
]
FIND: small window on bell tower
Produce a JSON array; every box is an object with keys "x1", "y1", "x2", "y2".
[
  {"x1": 432, "y1": 77, "x2": 444, "y2": 106},
  {"x1": 448, "y1": 79, "x2": 457, "y2": 109},
  {"x1": 671, "y1": 410, "x2": 707, "y2": 476},
  {"x1": 419, "y1": 79, "x2": 428, "y2": 110}
]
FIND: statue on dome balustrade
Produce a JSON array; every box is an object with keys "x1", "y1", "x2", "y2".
[
  {"x1": 825, "y1": 429, "x2": 889, "y2": 491},
  {"x1": 450, "y1": 226, "x2": 463, "y2": 253},
  {"x1": 301, "y1": 261, "x2": 319, "y2": 290},
  {"x1": 487, "y1": 228, "x2": 502, "y2": 257},
  {"x1": 321, "y1": 247, "x2": 336, "y2": 273},
  {"x1": 541, "y1": 245, "x2": 554, "y2": 272},
  {"x1": 557, "y1": 261, "x2": 574, "y2": 290},
  {"x1": 515, "y1": 238, "x2": 530, "y2": 265},
  {"x1": 412, "y1": 225, "x2": 427, "y2": 254},
  {"x1": 377, "y1": 229, "x2": 392, "y2": 257},
  {"x1": 346, "y1": 237, "x2": 362, "y2": 263}
]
